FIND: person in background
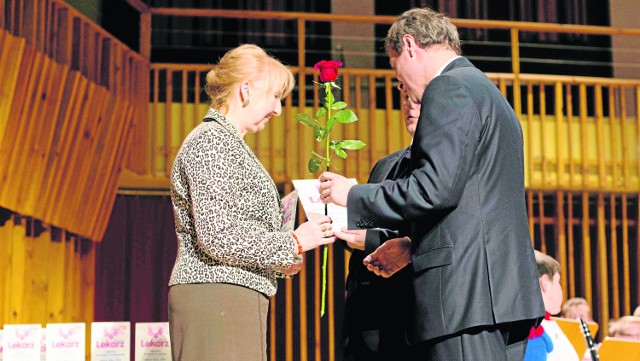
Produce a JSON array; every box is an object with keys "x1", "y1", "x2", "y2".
[
  {"x1": 168, "y1": 44, "x2": 336, "y2": 361},
  {"x1": 524, "y1": 251, "x2": 579, "y2": 361},
  {"x1": 337, "y1": 83, "x2": 418, "y2": 361},
  {"x1": 561, "y1": 297, "x2": 593, "y2": 322},
  {"x1": 608, "y1": 316, "x2": 640, "y2": 340},
  {"x1": 319, "y1": 7, "x2": 544, "y2": 361}
]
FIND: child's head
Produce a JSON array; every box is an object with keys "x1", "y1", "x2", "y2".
[
  {"x1": 534, "y1": 250, "x2": 563, "y2": 314},
  {"x1": 562, "y1": 297, "x2": 592, "y2": 322},
  {"x1": 609, "y1": 316, "x2": 640, "y2": 340}
]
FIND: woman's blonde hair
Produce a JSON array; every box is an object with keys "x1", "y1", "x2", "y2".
[{"x1": 205, "y1": 44, "x2": 295, "y2": 112}]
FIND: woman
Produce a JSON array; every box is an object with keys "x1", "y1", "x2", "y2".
[{"x1": 168, "y1": 44, "x2": 335, "y2": 361}]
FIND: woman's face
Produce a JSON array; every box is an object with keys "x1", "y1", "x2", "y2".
[{"x1": 242, "y1": 79, "x2": 283, "y2": 134}]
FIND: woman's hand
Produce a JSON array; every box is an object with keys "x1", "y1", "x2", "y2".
[
  {"x1": 293, "y1": 216, "x2": 336, "y2": 252},
  {"x1": 277, "y1": 256, "x2": 304, "y2": 276}
]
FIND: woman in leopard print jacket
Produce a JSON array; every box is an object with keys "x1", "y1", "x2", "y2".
[{"x1": 168, "y1": 44, "x2": 336, "y2": 361}]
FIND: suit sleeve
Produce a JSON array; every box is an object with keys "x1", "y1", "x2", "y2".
[{"x1": 347, "y1": 74, "x2": 482, "y2": 230}]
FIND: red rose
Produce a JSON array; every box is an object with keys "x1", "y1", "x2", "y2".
[{"x1": 314, "y1": 60, "x2": 343, "y2": 83}]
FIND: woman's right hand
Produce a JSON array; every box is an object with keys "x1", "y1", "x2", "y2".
[{"x1": 293, "y1": 216, "x2": 336, "y2": 252}]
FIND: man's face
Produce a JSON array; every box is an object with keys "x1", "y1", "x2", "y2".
[{"x1": 389, "y1": 47, "x2": 424, "y2": 105}]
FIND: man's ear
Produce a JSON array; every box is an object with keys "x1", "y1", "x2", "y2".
[{"x1": 402, "y1": 34, "x2": 416, "y2": 56}]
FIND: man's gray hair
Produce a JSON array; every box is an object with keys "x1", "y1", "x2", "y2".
[{"x1": 385, "y1": 8, "x2": 462, "y2": 56}]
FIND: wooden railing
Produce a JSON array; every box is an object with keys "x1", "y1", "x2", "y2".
[{"x1": 128, "y1": 66, "x2": 640, "y2": 193}]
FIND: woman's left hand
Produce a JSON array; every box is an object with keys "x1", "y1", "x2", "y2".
[{"x1": 277, "y1": 256, "x2": 304, "y2": 276}]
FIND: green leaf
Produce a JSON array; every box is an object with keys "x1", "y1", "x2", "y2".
[
  {"x1": 330, "y1": 81, "x2": 341, "y2": 90},
  {"x1": 331, "y1": 101, "x2": 347, "y2": 110},
  {"x1": 315, "y1": 107, "x2": 327, "y2": 118},
  {"x1": 314, "y1": 126, "x2": 326, "y2": 141},
  {"x1": 327, "y1": 116, "x2": 335, "y2": 133},
  {"x1": 308, "y1": 157, "x2": 322, "y2": 173},
  {"x1": 333, "y1": 109, "x2": 358, "y2": 124},
  {"x1": 334, "y1": 148, "x2": 347, "y2": 159},
  {"x1": 296, "y1": 113, "x2": 318, "y2": 128},
  {"x1": 338, "y1": 140, "x2": 366, "y2": 150}
]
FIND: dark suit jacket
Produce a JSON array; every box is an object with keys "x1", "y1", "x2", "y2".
[
  {"x1": 347, "y1": 57, "x2": 545, "y2": 345},
  {"x1": 343, "y1": 147, "x2": 413, "y2": 359}
]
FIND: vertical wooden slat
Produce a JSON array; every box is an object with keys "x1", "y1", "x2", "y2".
[
  {"x1": 526, "y1": 83, "x2": 535, "y2": 188},
  {"x1": 555, "y1": 82, "x2": 565, "y2": 188},
  {"x1": 285, "y1": 276, "x2": 293, "y2": 361},
  {"x1": 164, "y1": 69, "x2": 173, "y2": 176},
  {"x1": 595, "y1": 85, "x2": 605, "y2": 189},
  {"x1": 314, "y1": 247, "x2": 321, "y2": 361},
  {"x1": 566, "y1": 84, "x2": 576, "y2": 188},
  {"x1": 539, "y1": 83, "x2": 548, "y2": 186},
  {"x1": 537, "y1": 191, "x2": 546, "y2": 253},
  {"x1": 384, "y1": 75, "x2": 393, "y2": 155},
  {"x1": 579, "y1": 85, "x2": 589, "y2": 188},
  {"x1": 152, "y1": 67, "x2": 159, "y2": 175},
  {"x1": 619, "y1": 87, "x2": 629, "y2": 189},
  {"x1": 297, "y1": 19, "x2": 307, "y2": 177},
  {"x1": 609, "y1": 195, "x2": 620, "y2": 319},
  {"x1": 328, "y1": 243, "x2": 336, "y2": 361},
  {"x1": 180, "y1": 70, "x2": 188, "y2": 146},
  {"x1": 368, "y1": 74, "x2": 377, "y2": 175},
  {"x1": 596, "y1": 193, "x2": 609, "y2": 336},
  {"x1": 567, "y1": 192, "x2": 576, "y2": 296},
  {"x1": 608, "y1": 86, "x2": 618, "y2": 188},
  {"x1": 557, "y1": 191, "x2": 568, "y2": 294},
  {"x1": 297, "y1": 208, "x2": 308, "y2": 361},
  {"x1": 139, "y1": 11, "x2": 151, "y2": 60},
  {"x1": 621, "y1": 194, "x2": 630, "y2": 315},
  {"x1": 582, "y1": 192, "x2": 593, "y2": 305},
  {"x1": 355, "y1": 76, "x2": 365, "y2": 181},
  {"x1": 342, "y1": 73, "x2": 355, "y2": 179}
]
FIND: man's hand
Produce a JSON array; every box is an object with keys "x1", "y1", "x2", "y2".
[
  {"x1": 363, "y1": 237, "x2": 411, "y2": 278},
  {"x1": 334, "y1": 228, "x2": 366, "y2": 251},
  {"x1": 318, "y1": 172, "x2": 356, "y2": 207}
]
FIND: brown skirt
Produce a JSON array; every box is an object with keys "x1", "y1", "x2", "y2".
[{"x1": 168, "y1": 283, "x2": 269, "y2": 361}]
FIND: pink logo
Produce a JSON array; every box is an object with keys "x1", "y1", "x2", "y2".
[
  {"x1": 103, "y1": 324, "x2": 127, "y2": 340},
  {"x1": 147, "y1": 326, "x2": 165, "y2": 339},
  {"x1": 59, "y1": 325, "x2": 80, "y2": 340},
  {"x1": 15, "y1": 327, "x2": 36, "y2": 341}
]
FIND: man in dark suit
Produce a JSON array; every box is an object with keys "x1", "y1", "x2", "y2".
[
  {"x1": 319, "y1": 7, "x2": 545, "y2": 361},
  {"x1": 337, "y1": 89, "x2": 419, "y2": 361}
]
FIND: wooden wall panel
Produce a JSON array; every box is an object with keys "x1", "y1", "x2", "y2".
[
  {"x1": 0, "y1": 214, "x2": 94, "y2": 326},
  {"x1": 0, "y1": 31, "x2": 146, "y2": 241}
]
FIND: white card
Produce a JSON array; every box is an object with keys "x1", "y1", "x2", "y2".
[
  {"x1": 45, "y1": 323, "x2": 85, "y2": 361},
  {"x1": 134, "y1": 323, "x2": 171, "y2": 361},
  {"x1": 292, "y1": 179, "x2": 355, "y2": 231},
  {"x1": 280, "y1": 189, "x2": 299, "y2": 233},
  {"x1": 2, "y1": 324, "x2": 42, "y2": 361},
  {"x1": 91, "y1": 322, "x2": 130, "y2": 361},
  {"x1": 0, "y1": 329, "x2": 4, "y2": 361}
]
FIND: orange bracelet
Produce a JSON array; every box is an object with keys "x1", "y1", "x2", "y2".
[{"x1": 291, "y1": 232, "x2": 303, "y2": 255}]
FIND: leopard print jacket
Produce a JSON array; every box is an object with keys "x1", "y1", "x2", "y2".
[{"x1": 169, "y1": 108, "x2": 297, "y2": 296}]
